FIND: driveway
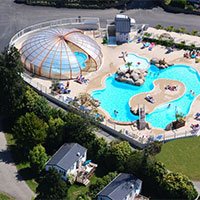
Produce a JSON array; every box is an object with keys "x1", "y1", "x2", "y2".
[
  {"x1": 0, "y1": 122, "x2": 35, "y2": 200},
  {"x1": 0, "y1": 0, "x2": 200, "y2": 52}
]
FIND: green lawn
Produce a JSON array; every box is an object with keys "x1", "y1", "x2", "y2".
[
  {"x1": 67, "y1": 175, "x2": 97, "y2": 200},
  {"x1": 5, "y1": 133, "x2": 38, "y2": 193},
  {"x1": 156, "y1": 136, "x2": 200, "y2": 180},
  {"x1": 0, "y1": 192, "x2": 15, "y2": 200}
]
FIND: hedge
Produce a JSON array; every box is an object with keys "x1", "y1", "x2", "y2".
[{"x1": 143, "y1": 37, "x2": 200, "y2": 51}]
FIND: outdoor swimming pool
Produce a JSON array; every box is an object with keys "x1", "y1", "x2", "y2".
[
  {"x1": 120, "y1": 53, "x2": 149, "y2": 70},
  {"x1": 92, "y1": 55, "x2": 200, "y2": 129}
]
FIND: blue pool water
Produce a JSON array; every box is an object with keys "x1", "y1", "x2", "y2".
[
  {"x1": 74, "y1": 52, "x2": 87, "y2": 70},
  {"x1": 121, "y1": 53, "x2": 149, "y2": 70},
  {"x1": 92, "y1": 56, "x2": 200, "y2": 129}
]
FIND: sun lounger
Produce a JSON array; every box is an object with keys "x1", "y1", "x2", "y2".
[
  {"x1": 65, "y1": 97, "x2": 73, "y2": 102},
  {"x1": 191, "y1": 124, "x2": 200, "y2": 131},
  {"x1": 148, "y1": 42, "x2": 155, "y2": 51},
  {"x1": 145, "y1": 95, "x2": 155, "y2": 103},
  {"x1": 195, "y1": 112, "x2": 200, "y2": 120}
]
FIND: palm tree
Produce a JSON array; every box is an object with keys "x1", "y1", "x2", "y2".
[{"x1": 125, "y1": 62, "x2": 132, "y2": 72}]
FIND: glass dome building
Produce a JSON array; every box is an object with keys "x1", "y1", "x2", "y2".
[{"x1": 20, "y1": 28, "x2": 102, "y2": 79}]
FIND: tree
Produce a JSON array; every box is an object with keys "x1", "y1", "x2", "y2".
[
  {"x1": 24, "y1": 86, "x2": 51, "y2": 121},
  {"x1": 36, "y1": 168, "x2": 68, "y2": 200},
  {"x1": 144, "y1": 141, "x2": 163, "y2": 156},
  {"x1": 87, "y1": 137, "x2": 108, "y2": 162},
  {"x1": 12, "y1": 112, "x2": 48, "y2": 150},
  {"x1": 63, "y1": 113, "x2": 96, "y2": 147},
  {"x1": 143, "y1": 161, "x2": 168, "y2": 198},
  {"x1": 0, "y1": 46, "x2": 26, "y2": 117},
  {"x1": 45, "y1": 117, "x2": 65, "y2": 154},
  {"x1": 105, "y1": 141, "x2": 132, "y2": 171},
  {"x1": 170, "y1": 0, "x2": 186, "y2": 8},
  {"x1": 125, "y1": 150, "x2": 145, "y2": 177},
  {"x1": 161, "y1": 172, "x2": 198, "y2": 200},
  {"x1": 28, "y1": 145, "x2": 49, "y2": 174},
  {"x1": 89, "y1": 172, "x2": 118, "y2": 199}
]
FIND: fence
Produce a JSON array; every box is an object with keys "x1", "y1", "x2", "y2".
[
  {"x1": 9, "y1": 17, "x2": 100, "y2": 47},
  {"x1": 21, "y1": 72, "x2": 199, "y2": 149}
]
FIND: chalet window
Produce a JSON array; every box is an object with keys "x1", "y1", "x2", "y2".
[{"x1": 63, "y1": 172, "x2": 66, "y2": 176}]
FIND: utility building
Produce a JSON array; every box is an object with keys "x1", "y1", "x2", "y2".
[{"x1": 115, "y1": 14, "x2": 131, "y2": 44}]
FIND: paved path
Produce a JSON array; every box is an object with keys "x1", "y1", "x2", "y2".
[
  {"x1": 0, "y1": 122, "x2": 35, "y2": 200},
  {"x1": 192, "y1": 181, "x2": 200, "y2": 198},
  {"x1": 0, "y1": 0, "x2": 200, "y2": 52}
]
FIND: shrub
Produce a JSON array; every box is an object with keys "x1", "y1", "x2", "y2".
[
  {"x1": 180, "y1": 41, "x2": 186, "y2": 45},
  {"x1": 187, "y1": 4, "x2": 194, "y2": 10},
  {"x1": 164, "y1": 26, "x2": 174, "y2": 32},
  {"x1": 170, "y1": 0, "x2": 186, "y2": 8},
  {"x1": 178, "y1": 27, "x2": 187, "y2": 33},
  {"x1": 191, "y1": 30, "x2": 198, "y2": 36},
  {"x1": 67, "y1": 173, "x2": 76, "y2": 185},
  {"x1": 155, "y1": 24, "x2": 164, "y2": 30},
  {"x1": 89, "y1": 172, "x2": 118, "y2": 199},
  {"x1": 144, "y1": 32, "x2": 152, "y2": 37}
]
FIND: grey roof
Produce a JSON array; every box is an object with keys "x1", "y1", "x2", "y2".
[
  {"x1": 46, "y1": 143, "x2": 87, "y2": 171},
  {"x1": 115, "y1": 16, "x2": 130, "y2": 33},
  {"x1": 97, "y1": 173, "x2": 142, "y2": 200}
]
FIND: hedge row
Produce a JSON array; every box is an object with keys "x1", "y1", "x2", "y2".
[
  {"x1": 143, "y1": 37, "x2": 200, "y2": 51},
  {"x1": 26, "y1": 0, "x2": 130, "y2": 8}
]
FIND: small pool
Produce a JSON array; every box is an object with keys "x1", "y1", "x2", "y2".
[
  {"x1": 120, "y1": 53, "x2": 149, "y2": 70},
  {"x1": 74, "y1": 52, "x2": 87, "y2": 70},
  {"x1": 92, "y1": 54, "x2": 200, "y2": 129}
]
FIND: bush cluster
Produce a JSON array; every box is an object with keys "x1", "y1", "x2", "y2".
[
  {"x1": 155, "y1": 24, "x2": 200, "y2": 37},
  {"x1": 143, "y1": 37, "x2": 200, "y2": 51},
  {"x1": 25, "y1": 0, "x2": 130, "y2": 8}
]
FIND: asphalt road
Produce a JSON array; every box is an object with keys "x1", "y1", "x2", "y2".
[
  {"x1": 0, "y1": 0, "x2": 200, "y2": 52},
  {"x1": 0, "y1": 122, "x2": 35, "y2": 200}
]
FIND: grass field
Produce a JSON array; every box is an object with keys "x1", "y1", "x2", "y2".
[
  {"x1": 67, "y1": 175, "x2": 97, "y2": 200},
  {"x1": 0, "y1": 192, "x2": 15, "y2": 200},
  {"x1": 156, "y1": 136, "x2": 200, "y2": 180},
  {"x1": 5, "y1": 133, "x2": 38, "y2": 193}
]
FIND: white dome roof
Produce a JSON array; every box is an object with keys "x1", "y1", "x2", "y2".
[{"x1": 21, "y1": 28, "x2": 102, "y2": 79}]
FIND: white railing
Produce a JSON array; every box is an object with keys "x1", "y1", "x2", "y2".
[
  {"x1": 9, "y1": 17, "x2": 100, "y2": 47},
  {"x1": 21, "y1": 72, "x2": 199, "y2": 148}
]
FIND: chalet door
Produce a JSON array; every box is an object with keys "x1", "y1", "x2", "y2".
[{"x1": 76, "y1": 159, "x2": 81, "y2": 169}]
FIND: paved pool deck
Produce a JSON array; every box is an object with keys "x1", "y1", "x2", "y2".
[{"x1": 14, "y1": 28, "x2": 200, "y2": 137}]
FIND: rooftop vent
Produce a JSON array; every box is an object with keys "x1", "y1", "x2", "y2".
[
  {"x1": 130, "y1": 184, "x2": 134, "y2": 189},
  {"x1": 77, "y1": 152, "x2": 80, "y2": 157}
]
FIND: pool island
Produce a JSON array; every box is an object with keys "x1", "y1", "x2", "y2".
[{"x1": 130, "y1": 79, "x2": 186, "y2": 115}]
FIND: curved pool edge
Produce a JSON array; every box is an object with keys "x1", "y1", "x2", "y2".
[
  {"x1": 129, "y1": 78, "x2": 187, "y2": 115},
  {"x1": 120, "y1": 52, "x2": 151, "y2": 71},
  {"x1": 90, "y1": 59, "x2": 200, "y2": 130}
]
